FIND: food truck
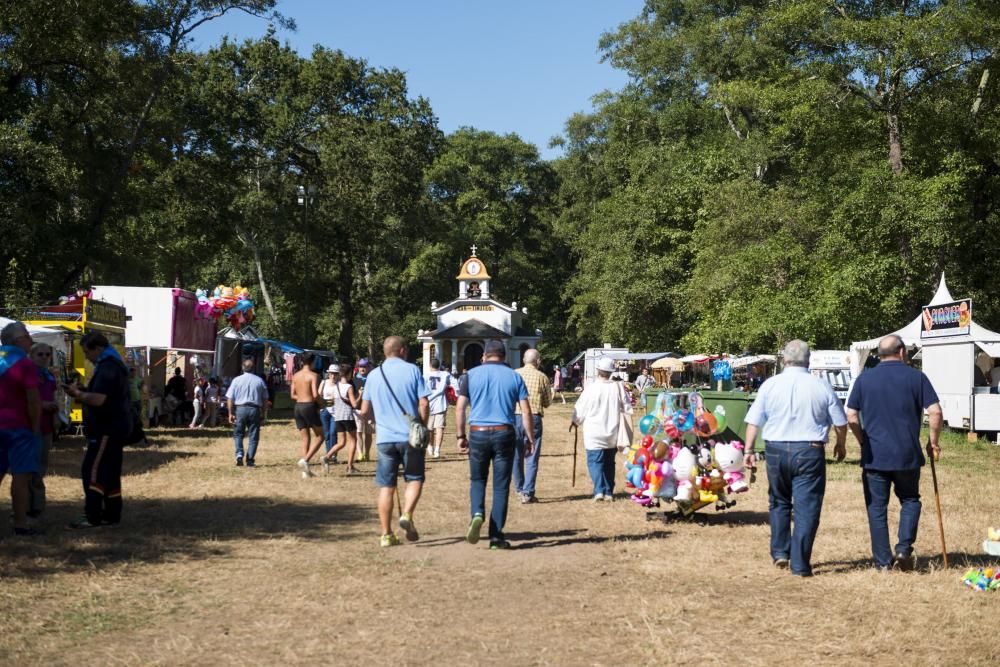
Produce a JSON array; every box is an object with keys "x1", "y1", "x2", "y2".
[
  {"x1": 851, "y1": 275, "x2": 1000, "y2": 437},
  {"x1": 25, "y1": 296, "x2": 127, "y2": 424}
]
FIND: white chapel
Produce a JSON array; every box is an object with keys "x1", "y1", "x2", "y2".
[{"x1": 417, "y1": 247, "x2": 542, "y2": 374}]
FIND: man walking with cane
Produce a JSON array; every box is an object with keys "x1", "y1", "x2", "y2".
[
  {"x1": 846, "y1": 335, "x2": 943, "y2": 571},
  {"x1": 743, "y1": 340, "x2": 847, "y2": 577}
]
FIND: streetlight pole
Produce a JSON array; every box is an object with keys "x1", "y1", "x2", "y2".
[{"x1": 296, "y1": 184, "x2": 317, "y2": 346}]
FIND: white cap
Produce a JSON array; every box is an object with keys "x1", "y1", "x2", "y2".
[
  {"x1": 596, "y1": 357, "x2": 615, "y2": 373},
  {"x1": 327, "y1": 364, "x2": 339, "y2": 374}
]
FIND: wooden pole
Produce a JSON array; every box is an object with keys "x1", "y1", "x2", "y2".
[
  {"x1": 571, "y1": 425, "x2": 578, "y2": 488},
  {"x1": 927, "y1": 444, "x2": 948, "y2": 568}
]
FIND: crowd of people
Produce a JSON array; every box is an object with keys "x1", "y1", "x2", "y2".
[{"x1": 0, "y1": 320, "x2": 945, "y2": 575}]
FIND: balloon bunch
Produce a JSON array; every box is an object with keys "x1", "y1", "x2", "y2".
[
  {"x1": 194, "y1": 285, "x2": 256, "y2": 331},
  {"x1": 624, "y1": 391, "x2": 750, "y2": 512},
  {"x1": 640, "y1": 391, "x2": 728, "y2": 441}
]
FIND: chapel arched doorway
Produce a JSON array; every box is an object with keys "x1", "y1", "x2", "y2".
[{"x1": 463, "y1": 343, "x2": 484, "y2": 372}]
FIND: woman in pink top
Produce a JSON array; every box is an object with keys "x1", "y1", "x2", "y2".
[{"x1": 29, "y1": 343, "x2": 59, "y2": 517}]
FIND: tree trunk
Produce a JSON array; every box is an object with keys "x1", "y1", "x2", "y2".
[
  {"x1": 338, "y1": 255, "x2": 355, "y2": 358},
  {"x1": 252, "y1": 243, "x2": 280, "y2": 336},
  {"x1": 972, "y1": 67, "x2": 991, "y2": 116},
  {"x1": 887, "y1": 109, "x2": 904, "y2": 175}
]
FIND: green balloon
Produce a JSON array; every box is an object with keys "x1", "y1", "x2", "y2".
[{"x1": 713, "y1": 405, "x2": 727, "y2": 433}]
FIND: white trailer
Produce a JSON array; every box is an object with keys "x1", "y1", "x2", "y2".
[
  {"x1": 851, "y1": 275, "x2": 1000, "y2": 435},
  {"x1": 808, "y1": 350, "x2": 853, "y2": 401}
]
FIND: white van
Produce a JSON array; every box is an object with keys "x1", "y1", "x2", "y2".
[{"x1": 809, "y1": 350, "x2": 853, "y2": 401}]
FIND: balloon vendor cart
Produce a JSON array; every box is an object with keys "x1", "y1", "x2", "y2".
[{"x1": 627, "y1": 388, "x2": 762, "y2": 520}]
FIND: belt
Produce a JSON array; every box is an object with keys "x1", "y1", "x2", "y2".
[
  {"x1": 470, "y1": 424, "x2": 512, "y2": 432},
  {"x1": 236, "y1": 404, "x2": 261, "y2": 409}
]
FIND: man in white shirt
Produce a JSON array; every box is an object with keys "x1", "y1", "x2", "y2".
[
  {"x1": 571, "y1": 357, "x2": 627, "y2": 501},
  {"x1": 424, "y1": 358, "x2": 453, "y2": 458}
]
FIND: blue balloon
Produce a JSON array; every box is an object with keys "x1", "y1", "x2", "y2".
[{"x1": 638, "y1": 414, "x2": 661, "y2": 436}]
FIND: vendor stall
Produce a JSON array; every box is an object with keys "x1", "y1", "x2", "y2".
[
  {"x1": 851, "y1": 274, "x2": 1000, "y2": 434},
  {"x1": 91, "y1": 286, "x2": 218, "y2": 422},
  {"x1": 651, "y1": 356, "x2": 685, "y2": 387},
  {"x1": 24, "y1": 296, "x2": 127, "y2": 424}
]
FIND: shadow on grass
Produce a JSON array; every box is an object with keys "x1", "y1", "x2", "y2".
[
  {"x1": 0, "y1": 496, "x2": 369, "y2": 579},
  {"x1": 504, "y1": 528, "x2": 673, "y2": 549},
  {"x1": 537, "y1": 494, "x2": 597, "y2": 504},
  {"x1": 412, "y1": 528, "x2": 673, "y2": 551},
  {"x1": 643, "y1": 509, "x2": 770, "y2": 526},
  {"x1": 815, "y1": 551, "x2": 1000, "y2": 575},
  {"x1": 45, "y1": 447, "x2": 202, "y2": 479}
]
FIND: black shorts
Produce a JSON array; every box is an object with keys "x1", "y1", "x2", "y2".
[
  {"x1": 335, "y1": 419, "x2": 357, "y2": 433},
  {"x1": 294, "y1": 403, "x2": 323, "y2": 430}
]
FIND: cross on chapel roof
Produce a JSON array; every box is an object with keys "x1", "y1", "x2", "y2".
[{"x1": 470, "y1": 244, "x2": 477, "y2": 256}]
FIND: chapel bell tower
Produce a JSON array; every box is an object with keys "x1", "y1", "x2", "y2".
[{"x1": 456, "y1": 245, "x2": 491, "y2": 299}]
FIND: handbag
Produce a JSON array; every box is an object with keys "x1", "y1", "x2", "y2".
[{"x1": 378, "y1": 366, "x2": 429, "y2": 449}]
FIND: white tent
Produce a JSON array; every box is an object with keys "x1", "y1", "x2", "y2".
[
  {"x1": 850, "y1": 274, "x2": 1000, "y2": 432},
  {"x1": 850, "y1": 274, "x2": 1000, "y2": 375},
  {"x1": 0, "y1": 317, "x2": 69, "y2": 355}
]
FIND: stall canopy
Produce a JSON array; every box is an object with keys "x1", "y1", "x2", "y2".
[
  {"x1": 850, "y1": 274, "x2": 1000, "y2": 374},
  {"x1": 595, "y1": 351, "x2": 672, "y2": 362},
  {"x1": 651, "y1": 356, "x2": 685, "y2": 371},
  {"x1": 679, "y1": 354, "x2": 719, "y2": 363},
  {"x1": 728, "y1": 354, "x2": 777, "y2": 369}
]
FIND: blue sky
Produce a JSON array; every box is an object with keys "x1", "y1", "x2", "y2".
[{"x1": 191, "y1": 0, "x2": 645, "y2": 159}]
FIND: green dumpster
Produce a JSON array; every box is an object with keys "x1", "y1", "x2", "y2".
[{"x1": 641, "y1": 388, "x2": 763, "y2": 452}]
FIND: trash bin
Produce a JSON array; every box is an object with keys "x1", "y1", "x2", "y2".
[{"x1": 642, "y1": 388, "x2": 762, "y2": 452}]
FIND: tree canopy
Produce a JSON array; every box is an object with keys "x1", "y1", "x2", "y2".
[{"x1": 3, "y1": 0, "x2": 999, "y2": 360}]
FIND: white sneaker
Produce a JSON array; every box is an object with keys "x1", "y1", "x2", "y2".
[
  {"x1": 593, "y1": 494, "x2": 604, "y2": 503},
  {"x1": 298, "y1": 458, "x2": 312, "y2": 477}
]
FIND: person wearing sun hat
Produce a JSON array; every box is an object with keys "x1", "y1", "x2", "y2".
[
  {"x1": 571, "y1": 356, "x2": 626, "y2": 502},
  {"x1": 318, "y1": 364, "x2": 341, "y2": 464}
]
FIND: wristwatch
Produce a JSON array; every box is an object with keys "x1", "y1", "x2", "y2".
[{"x1": 456, "y1": 433, "x2": 467, "y2": 440}]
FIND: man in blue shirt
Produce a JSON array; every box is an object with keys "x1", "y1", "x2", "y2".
[
  {"x1": 744, "y1": 340, "x2": 847, "y2": 577},
  {"x1": 846, "y1": 334, "x2": 942, "y2": 571},
  {"x1": 455, "y1": 340, "x2": 535, "y2": 549},
  {"x1": 226, "y1": 359, "x2": 269, "y2": 467},
  {"x1": 358, "y1": 336, "x2": 429, "y2": 548}
]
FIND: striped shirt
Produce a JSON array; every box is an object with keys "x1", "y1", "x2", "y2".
[{"x1": 516, "y1": 365, "x2": 552, "y2": 417}]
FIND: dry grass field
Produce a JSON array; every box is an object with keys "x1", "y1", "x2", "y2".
[{"x1": 1, "y1": 402, "x2": 998, "y2": 666}]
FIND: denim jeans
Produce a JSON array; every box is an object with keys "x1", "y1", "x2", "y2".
[
  {"x1": 765, "y1": 441, "x2": 827, "y2": 576},
  {"x1": 468, "y1": 428, "x2": 516, "y2": 541},
  {"x1": 320, "y1": 409, "x2": 337, "y2": 453},
  {"x1": 233, "y1": 406, "x2": 261, "y2": 461},
  {"x1": 586, "y1": 448, "x2": 617, "y2": 496},
  {"x1": 862, "y1": 468, "x2": 922, "y2": 568},
  {"x1": 513, "y1": 414, "x2": 543, "y2": 496}
]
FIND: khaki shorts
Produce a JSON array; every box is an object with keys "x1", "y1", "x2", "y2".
[
  {"x1": 354, "y1": 411, "x2": 374, "y2": 434},
  {"x1": 428, "y1": 412, "x2": 446, "y2": 430}
]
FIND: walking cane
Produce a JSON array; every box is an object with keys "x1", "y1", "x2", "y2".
[
  {"x1": 394, "y1": 484, "x2": 403, "y2": 519},
  {"x1": 927, "y1": 442, "x2": 948, "y2": 568},
  {"x1": 570, "y1": 423, "x2": 578, "y2": 487}
]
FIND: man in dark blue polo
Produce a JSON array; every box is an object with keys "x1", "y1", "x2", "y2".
[
  {"x1": 62, "y1": 332, "x2": 132, "y2": 528},
  {"x1": 455, "y1": 340, "x2": 535, "y2": 549},
  {"x1": 846, "y1": 334, "x2": 942, "y2": 571}
]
